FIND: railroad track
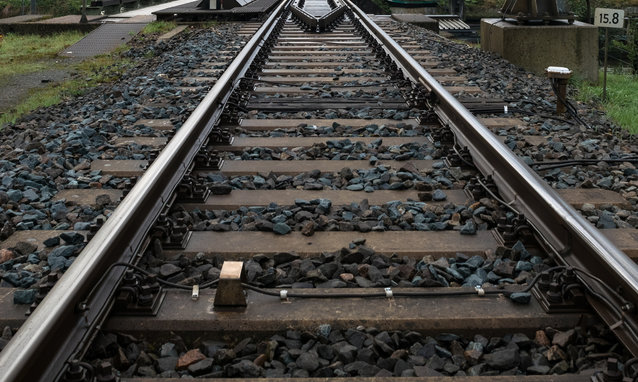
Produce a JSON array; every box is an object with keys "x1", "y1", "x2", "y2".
[{"x1": 1, "y1": 0, "x2": 638, "y2": 380}]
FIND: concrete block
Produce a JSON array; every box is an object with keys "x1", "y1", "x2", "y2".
[
  {"x1": 480, "y1": 19, "x2": 598, "y2": 83},
  {"x1": 392, "y1": 13, "x2": 438, "y2": 32}
]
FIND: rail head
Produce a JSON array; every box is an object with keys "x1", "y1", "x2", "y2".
[
  {"x1": 0, "y1": 1, "x2": 291, "y2": 381},
  {"x1": 343, "y1": 0, "x2": 638, "y2": 356}
]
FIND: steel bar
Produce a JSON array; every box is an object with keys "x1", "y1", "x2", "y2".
[
  {"x1": 0, "y1": 1, "x2": 291, "y2": 380},
  {"x1": 343, "y1": 0, "x2": 638, "y2": 357}
]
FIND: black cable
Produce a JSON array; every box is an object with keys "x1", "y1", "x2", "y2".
[
  {"x1": 82, "y1": 262, "x2": 220, "y2": 308},
  {"x1": 512, "y1": 107, "x2": 576, "y2": 125},
  {"x1": 476, "y1": 177, "x2": 521, "y2": 216},
  {"x1": 243, "y1": 282, "x2": 509, "y2": 298},
  {"x1": 532, "y1": 156, "x2": 638, "y2": 170},
  {"x1": 549, "y1": 78, "x2": 592, "y2": 129}
]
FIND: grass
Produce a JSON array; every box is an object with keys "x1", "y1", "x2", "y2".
[
  {"x1": 575, "y1": 71, "x2": 638, "y2": 133},
  {"x1": 0, "y1": 0, "x2": 82, "y2": 17},
  {"x1": 0, "y1": 45, "x2": 132, "y2": 126},
  {"x1": 141, "y1": 21, "x2": 178, "y2": 36},
  {"x1": 0, "y1": 32, "x2": 85, "y2": 81}
]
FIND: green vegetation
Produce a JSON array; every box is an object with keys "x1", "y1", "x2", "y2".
[
  {"x1": 0, "y1": 39, "x2": 132, "y2": 126},
  {"x1": 575, "y1": 72, "x2": 638, "y2": 133},
  {"x1": 369, "y1": 0, "x2": 391, "y2": 14},
  {"x1": 0, "y1": 31, "x2": 85, "y2": 81},
  {"x1": 0, "y1": 0, "x2": 82, "y2": 17},
  {"x1": 141, "y1": 21, "x2": 177, "y2": 36}
]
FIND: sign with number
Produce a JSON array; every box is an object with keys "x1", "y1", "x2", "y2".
[{"x1": 594, "y1": 8, "x2": 625, "y2": 28}]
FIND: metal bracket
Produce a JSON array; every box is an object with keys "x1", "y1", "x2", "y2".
[
  {"x1": 496, "y1": 213, "x2": 534, "y2": 247},
  {"x1": 112, "y1": 271, "x2": 166, "y2": 316},
  {"x1": 532, "y1": 269, "x2": 589, "y2": 313},
  {"x1": 152, "y1": 206, "x2": 192, "y2": 250},
  {"x1": 177, "y1": 174, "x2": 211, "y2": 202},
  {"x1": 195, "y1": 147, "x2": 223, "y2": 170}
]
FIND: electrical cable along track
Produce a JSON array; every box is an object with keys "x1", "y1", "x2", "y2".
[{"x1": 2, "y1": 0, "x2": 638, "y2": 380}]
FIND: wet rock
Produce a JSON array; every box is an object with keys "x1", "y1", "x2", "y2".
[
  {"x1": 551, "y1": 329, "x2": 576, "y2": 348},
  {"x1": 483, "y1": 347, "x2": 520, "y2": 369},
  {"x1": 13, "y1": 289, "x2": 37, "y2": 304},
  {"x1": 177, "y1": 349, "x2": 206, "y2": 370},
  {"x1": 188, "y1": 358, "x2": 214, "y2": 375},
  {"x1": 225, "y1": 359, "x2": 260, "y2": 377},
  {"x1": 0, "y1": 249, "x2": 15, "y2": 263},
  {"x1": 296, "y1": 352, "x2": 319, "y2": 371},
  {"x1": 273, "y1": 222, "x2": 291, "y2": 235},
  {"x1": 509, "y1": 292, "x2": 531, "y2": 304},
  {"x1": 156, "y1": 356, "x2": 178, "y2": 373}
]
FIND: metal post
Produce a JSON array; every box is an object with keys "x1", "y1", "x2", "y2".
[
  {"x1": 602, "y1": 28, "x2": 609, "y2": 101},
  {"x1": 80, "y1": 0, "x2": 88, "y2": 24}
]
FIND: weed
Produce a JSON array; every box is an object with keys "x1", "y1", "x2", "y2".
[
  {"x1": 0, "y1": 32, "x2": 85, "y2": 81},
  {"x1": 574, "y1": 72, "x2": 638, "y2": 133},
  {"x1": 142, "y1": 21, "x2": 178, "y2": 36}
]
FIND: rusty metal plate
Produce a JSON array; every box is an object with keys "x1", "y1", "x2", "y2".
[
  {"x1": 238, "y1": 118, "x2": 419, "y2": 129},
  {"x1": 106, "y1": 288, "x2": 584, "y2": 336},
  {"x1": 163, "y1": 230, "x2": 499, "y2": 259},
  {"x1": 91, "y1": 160, "x2": 148, "y2": 177},
  {"x1": 179, "y1": 189, "x2": 469, "y2": 210},
  {"x1": 215, "y1": 136, "x2": 429, "y2": 150},
  {"x1": 112, "y1": 137, "x2": 168, "y2": 148},
  {"x1": 214, "y1": 159, "x2": 434, "y2": 176},
  {"x1": 135, "y1": 119, "x2": 175, "y2": 131},
  {"x1": 54, "y1": 189, "x2": 123, "y2": 207}
]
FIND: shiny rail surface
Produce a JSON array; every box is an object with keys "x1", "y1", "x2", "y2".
[
  {"x1": 343, "y1": 0, "x2": 638, "y2": 357},
  {"x1": 0, "y1": 1, "x2": 291, "y2": 380}
]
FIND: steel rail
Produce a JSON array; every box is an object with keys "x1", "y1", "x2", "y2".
[
  {"x1": 0, "y1": 1, "x2": 290, "y2": 380},
  {"x1": 343, "y1": 0, "x2": 638, "y2": 356},
  {"x1": 290, "y1": 0, "x2": 318, "y2": 31},
  {"x1": 318, "y1": 3, "x2": 346, "y2": 31}
]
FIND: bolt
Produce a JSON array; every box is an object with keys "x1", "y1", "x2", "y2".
[
  {"x1": 95, "y1": 362, "x2": 117, "y2": 382},
  {"x1": 602, "y1": 358, "x2": 622, "y2": 382},
  {"x1": 62, "y1": 360, "x2": 86, "y2": 382},
  {"x1": 546, "y1": 282, "x2": 563, "y2": 303}
]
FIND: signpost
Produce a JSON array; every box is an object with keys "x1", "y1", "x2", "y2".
[{"x1": 594, "y1": 8, "x2": 625, "y2": 101}]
